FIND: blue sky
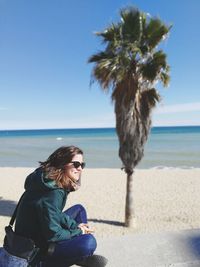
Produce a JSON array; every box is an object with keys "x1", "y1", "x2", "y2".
[{"x1": 0, "y1": 0, "x2": 200, "y2": 130}]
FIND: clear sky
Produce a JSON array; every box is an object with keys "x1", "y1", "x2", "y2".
[{"x1": 0, "y1": 0, "x2": 200, "y2": 130}]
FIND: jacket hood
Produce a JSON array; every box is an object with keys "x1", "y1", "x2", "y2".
[{"x1": 24, "y1": 167, "x2": 58, "y2": 192}]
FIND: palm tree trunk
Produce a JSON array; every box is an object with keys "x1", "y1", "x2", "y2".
[
  {"x1": 125, "y1": 172, "x2": 136, "y2": 227},
  {"x1": 115, "y1": 96, "x2": 151, "y2": 227}
]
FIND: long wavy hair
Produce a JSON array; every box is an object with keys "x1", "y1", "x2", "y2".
[{"x1": 39, "y1": 146, "x2": 83, "y2": 190}]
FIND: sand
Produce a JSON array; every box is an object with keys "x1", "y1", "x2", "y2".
[{"x1": 0, "y1": 167, "x2": 200, "y2": 246}]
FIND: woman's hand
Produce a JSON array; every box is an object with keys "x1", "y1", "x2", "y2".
[{"x1": 78, "y1": 223, "x2": 94, "y2": 234}]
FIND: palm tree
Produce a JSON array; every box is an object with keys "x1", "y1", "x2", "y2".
[{"x1": 88, "y1": 6, "x2": 171, "y2": 227}]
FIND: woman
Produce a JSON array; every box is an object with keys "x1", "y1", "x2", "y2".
[{"x1": 14, "y1": 146, "x2": 107, "y2": 267}]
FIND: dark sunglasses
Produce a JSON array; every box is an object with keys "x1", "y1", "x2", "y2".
[{"x1": 71, "y1": 161, "x2": 86, "y2": 169}]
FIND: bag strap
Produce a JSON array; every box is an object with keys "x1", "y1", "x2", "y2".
[{"x1": 9, "y1": 192, "x2": 26, "y2": 227}]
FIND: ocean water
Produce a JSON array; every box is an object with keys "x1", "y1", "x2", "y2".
[{"x1": 0, "y1": 126, "x2": 199, "y2": 169}]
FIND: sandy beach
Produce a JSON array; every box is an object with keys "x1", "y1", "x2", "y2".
[{"x1": 0, "y1": 167, "x2": 200, "y2": 246}]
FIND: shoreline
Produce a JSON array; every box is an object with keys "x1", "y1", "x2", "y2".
[
  {"x1": 1, "y1": 167, "x2": 200, "y2": 245},
  {"x1": 0, "y1": 165, "x2": 200, "y2": 173}
]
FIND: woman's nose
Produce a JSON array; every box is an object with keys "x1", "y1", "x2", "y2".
[{"x1": 77, "y1": 166, "x2": 83, "y2": 171}]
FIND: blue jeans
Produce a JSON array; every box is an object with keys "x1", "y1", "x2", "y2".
[{"x1": 39, "y1": 204, "x2": 97, "y2": 267}]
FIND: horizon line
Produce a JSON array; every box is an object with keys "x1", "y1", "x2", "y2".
[{"x1": 0, "y1": 125, "x2": 200, "y2": 132}]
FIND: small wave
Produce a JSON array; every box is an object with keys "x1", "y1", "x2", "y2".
[
  {"x1": 149, "y1": 165, "x2": 198, "y2": 170},
  {"x1": 56, "y1": 137, "x2": 63, "y2": 141}
]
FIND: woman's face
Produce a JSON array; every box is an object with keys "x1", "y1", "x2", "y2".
[{"x1": 65, "y1": 153, "x2": 84, "y2": 181}]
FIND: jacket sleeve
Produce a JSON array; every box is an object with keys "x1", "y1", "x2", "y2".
[
  {"x1": 60, "y1": 213, "x2": 78, "y2": 230},
  {"x1": 36, "y1": 189, "x2": 82, "y2": 242}
]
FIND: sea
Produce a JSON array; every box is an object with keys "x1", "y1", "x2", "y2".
[{"x1": 0, "y1": 126, "x2": 199, "y2": 169}]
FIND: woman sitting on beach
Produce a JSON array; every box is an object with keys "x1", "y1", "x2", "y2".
[{"x1": 14, "y1": 145, "x2": 107, "y2": 267}]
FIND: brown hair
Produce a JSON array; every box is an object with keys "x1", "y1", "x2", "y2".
[{"x1": 39, "y1": 146, "x2": 83, "y2": 189}]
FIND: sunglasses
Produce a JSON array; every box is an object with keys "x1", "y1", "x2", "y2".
[{"x1": 71, "y1": 161, "x2": 86, "y2": 169}]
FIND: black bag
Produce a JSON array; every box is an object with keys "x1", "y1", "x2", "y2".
[
  {"x1": 3, "y1": 192, "x2": 40, "y2": 266},
  {"x1": 4, "y1": 225, "x2": 39, "y2": 262}
]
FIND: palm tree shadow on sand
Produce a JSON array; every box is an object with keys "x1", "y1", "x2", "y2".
[
  {"x1": 88, "y1": 218, "x2": 125, "y2": 227},
  {"x1": 0, "y1": 197, "x2": 17, "y2": 217}
]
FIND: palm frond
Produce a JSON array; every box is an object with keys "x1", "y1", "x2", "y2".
[
  {"x1": 144, "y1": 18, "x2": 171, "y2": 49},
  {"x1": 140, "y1": 50, "x2": 169, "y2": 83},
  {"x1": 140, "y1": 88, "x2": 160, "y2": 119},
  {"x1": 96, "y1": 23, "x2": 120, "y2": 44},
  {"x1": 89, "y1": 50, "x2": 129, "y2": 90},
  {"x1": 88, "y1": 51, "x2": 113, "y2": 63},
  {"x1": 160, "y1": 71, "x2": 170, "y2": 87},
  {"x1": 120, "y1": 7, "x2": 142, "y2": 43},
  {"x1": 92, "y1": 59, "x2": 116, "y2": 89}
]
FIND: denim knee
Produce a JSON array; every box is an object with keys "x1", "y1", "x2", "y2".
[
  {"x1": 79, "y1": 234, "x2": 97, "y2": 256},
  {"x1": 74, "y1": 204, "x2": 86, "y2": 212},
  {"x1": 64, "y1": 204, "x2": 86, "y2": 215}
]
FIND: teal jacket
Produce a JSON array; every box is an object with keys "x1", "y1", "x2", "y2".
[{"x1": 15, "y1": 168, "x2": 82, "y2": 249}]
